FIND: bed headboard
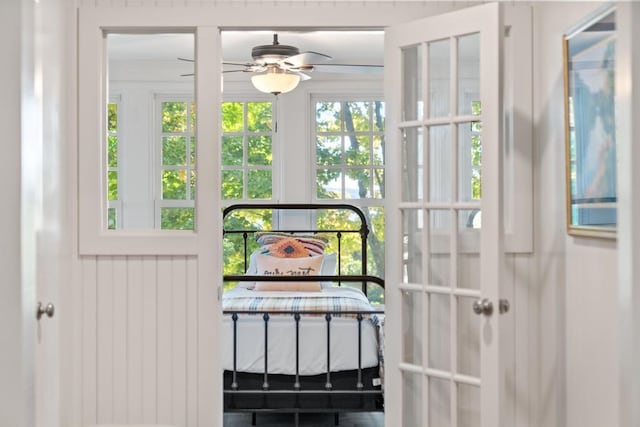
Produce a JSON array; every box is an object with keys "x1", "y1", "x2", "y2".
[{"x1": 222, "y1": 203, "x2": 383, "y2": 296}]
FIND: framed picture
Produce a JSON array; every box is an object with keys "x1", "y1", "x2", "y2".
[{"x1": 563, "y1": 6, "x2": 616, "y2": 238}]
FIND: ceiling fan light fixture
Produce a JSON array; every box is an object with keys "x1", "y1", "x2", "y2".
[{"x1": 251, "y1": 68, "x2": 300, "y2": 95}]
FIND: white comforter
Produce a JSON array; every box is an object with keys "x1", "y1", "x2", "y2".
[{"x1": 222, "y1": 286, "x2": 381, "y2": 376}]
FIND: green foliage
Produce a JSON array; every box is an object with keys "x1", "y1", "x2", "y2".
[
  {"x1": 161, "y1": 208, "x2": 194, "y2": 230},
  {"x1": 107, "y1": 207, "x2": 117, "y2": 230},
  {"x1": 248, "y1": 170, "x2": 272, "y2": 199},
  {"x1": 163, "y1": 136, "x2": 187, "y2": 165},
  {"x1": 162, "y1": 170, "x2": 187, "y2": 200},
  {"x1": 107, "y1": 171, "x2": 118, "y2": 200},
  {"x1": 108, "y1": 103, "x2": 118, "y2": 133},
  {"x1": 162, "y1": 102, "x2": 187, "y2": 132}
]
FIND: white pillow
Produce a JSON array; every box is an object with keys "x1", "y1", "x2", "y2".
[
  {"x1": 239, "y1": 250, "x2": 337, "y2": 289},
  {"x1": 235, "y1": 249, "x2": 262, "y2": 289},
  {"x1": 254, "y1": 254, "x2": 323, "y2": 292},
  {"x1": 320, "y1": 253, "x2": 337, "y2": 289}
]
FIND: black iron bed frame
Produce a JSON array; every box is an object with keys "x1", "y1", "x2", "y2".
[{"x1": 222, "y1": 203, "x2": 385, "y2": 426}]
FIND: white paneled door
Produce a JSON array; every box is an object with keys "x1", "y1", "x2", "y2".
[{"x1": 385, "y1": 3, "x2": 507, "y2": 427}]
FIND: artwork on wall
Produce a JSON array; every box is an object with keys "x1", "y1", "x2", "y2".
[{"x1": 563, "y1": 6, "x2": 616, "y2": 238}]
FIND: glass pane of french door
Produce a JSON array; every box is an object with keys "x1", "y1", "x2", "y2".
[{"x1": 396, "y1": 21, "x2": 485, "y2": 427}]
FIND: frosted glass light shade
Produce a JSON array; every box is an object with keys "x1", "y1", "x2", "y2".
[{"x1": 251, "y1": 72, "x2": 300, "y2": 95}]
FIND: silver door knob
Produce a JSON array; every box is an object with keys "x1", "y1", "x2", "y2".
[
  {"x1": 472, "y1": 298, "x2": 493, "y2": 316},
  {"x1": 36, "y1": 302, "x2": 55, "y2": 320}
]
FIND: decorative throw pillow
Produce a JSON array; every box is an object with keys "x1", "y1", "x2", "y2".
[
  {"x1": 267, "y1": 237, "x2": 309, "y2": 258},
  {"x1": 254, "y1": 254, "x2": 323, "y2": 292},
  {"x1": 255, "y1": 232, "x2": 330, "y2": 256}
]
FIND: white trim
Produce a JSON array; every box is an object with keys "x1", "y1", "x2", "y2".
[{"x1": 617, "y1": 3, "x2": 640, "y2": 426}]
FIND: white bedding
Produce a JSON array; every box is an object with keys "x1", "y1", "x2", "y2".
[{"x1": 222, "y1": 286, "x2": 381, "y2": 376}]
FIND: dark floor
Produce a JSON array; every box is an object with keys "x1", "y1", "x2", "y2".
[{"x1": 224, "y1": 411, "x2": 384, "y2": 427}]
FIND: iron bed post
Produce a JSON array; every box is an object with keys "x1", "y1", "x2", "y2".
[
  {"x1": 325, "y1": 313, "x2": 332, "y2": 390},
  {"x1": 231, "y1": 313, "x2": 239, "y2": 390},
  {"x1": 294, "y1": 313, "x2": 301, "y2": 390},
  {"x1": 263, "y1": 313, "x2": 270, "y2": 390}
]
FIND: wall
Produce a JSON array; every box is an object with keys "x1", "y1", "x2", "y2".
[{"x1": 533, "y1": 3, "x2": 618, "y2": 427}]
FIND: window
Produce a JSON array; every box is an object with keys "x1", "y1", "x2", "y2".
[
  {"x1": 107, "y1": 98, "x2": 121, "y2": 230},
  {"x1": 221, "y1": 100, "x2": 275, "y2": 202},
  {"x1": 156, "y1": 98, "x2": 197, "y2": 230},
  {"x1": 314, "y1": 100, "x2": 385, "y2": 200},
  {"x1": 313, "y1": 98, "x2": 386, "y2": 304}
]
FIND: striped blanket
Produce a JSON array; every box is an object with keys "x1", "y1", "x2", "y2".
[{"x1": 223, "y1": 286, "x2": 380, "y2": 320}]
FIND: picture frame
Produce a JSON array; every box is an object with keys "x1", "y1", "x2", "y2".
[{"x1": 563, "y1": 6, "x2": 616, "y2": 238}]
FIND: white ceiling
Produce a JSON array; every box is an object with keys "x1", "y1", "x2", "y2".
[{"x1": 107, "y1": 30, "x2": 384, "y2": 72}]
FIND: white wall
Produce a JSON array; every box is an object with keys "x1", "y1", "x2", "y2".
[{"x1": 533, "y1": 3, "x2": 618, "y2": 427}]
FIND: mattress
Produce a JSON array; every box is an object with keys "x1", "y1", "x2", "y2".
[{"x1": 222, "y1": 286, "x2": 381, "y2": 376}]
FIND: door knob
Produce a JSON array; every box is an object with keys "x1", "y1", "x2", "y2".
[
  {"x1": 472, "y1": 298, "x2": 510, "y2": 316},
  {"x1": 472, "y1": 298, "x2": 493, "y2": 316},
  {"x1": 36, "y1": 302, "x2": 55, "y2": 320}
]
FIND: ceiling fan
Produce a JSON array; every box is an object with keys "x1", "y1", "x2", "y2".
[{"x1": 179, "y1": 33, "x2": 383, "y2": 94}]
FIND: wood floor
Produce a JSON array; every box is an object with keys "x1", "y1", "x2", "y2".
[{"x1": 224, "y1": 411, "x2": 384, "y2": 427}]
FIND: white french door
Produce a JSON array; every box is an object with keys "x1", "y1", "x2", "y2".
[{"x1": 384, "y1": 3, "x2": 507, "y2": 427}]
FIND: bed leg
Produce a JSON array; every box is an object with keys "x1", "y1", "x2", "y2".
[
  {"x1": 334, "y1": 412, "x2": 340, "y2": 425},
  {"x1": 251, "y1": 412, "x2": 256, "y2": 425},
  {"x1": 294, "y1": 412, "x2": 300, "y2": 427}
]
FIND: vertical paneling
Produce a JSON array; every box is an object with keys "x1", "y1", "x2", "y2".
[
  {"x1": 156, "y1": 256, "x2": 174, "y2": 423},
  {"x1": 112, "y1": 256, "x2": 129, "y2": 423},
  {"x1": 79, "y1": 254, "x2": 199, "y2": 426},
  {"x1": 127, "y1": 256, "x2": 144, "y2": 424},
  {"x1": 172, "y1": 257, "x2": 188, "y2": 426},
  {"x1": 141, "y1": 256, "x2": 159, "y2": 423},
  {"x1": 81, "y1": 257, "x2": 97, "y2": 427},
  {"x1": 186, "y1": 256, "x2": 199, "y2": 427},
  {"x1": 96, "y1": 257, "x2": 115, "y2": 423}
]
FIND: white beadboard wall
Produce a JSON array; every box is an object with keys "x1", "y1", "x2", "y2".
[{"x1": 77, "y1": 255, "x2": 199, "y2": 427}]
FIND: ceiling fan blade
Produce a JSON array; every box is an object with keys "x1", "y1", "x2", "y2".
[
  {"x1": 223, "y1": 61, "x2": 254, "y2": 67},
  {"x1": 180, "y1": 73, "x2": 194, "y2": 77},
  {"x1": 222, "y1": 69, "x2": 253, "y2": 74},
  {"x1": 177, "y1": 57, "x2": 194, "y2": 62},
  {"x1": 283, "y1": 51, "x2": 332, "y2": 68},
  {"x1": 311, "y1": 64, "x2": 383, "y2": 75},
  {"x1": 291, "y1": 71, "x2": 312, "y2": 81}
]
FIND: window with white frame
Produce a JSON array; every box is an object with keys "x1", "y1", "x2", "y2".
[
  {"x1": 312, "y1": 97, "x2": 386, "y2": 304},
  {"x1": 107, "y1": 97, "x2": 121, "y2": 230},
  {"x1": 156, "y1": 97, "x2": 197, "y2": 230},
  {"x1": 221, "y1": 100, "x2": 275, "y2": 202}
]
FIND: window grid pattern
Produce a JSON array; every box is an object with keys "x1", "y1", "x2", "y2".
[
  {"x1": 313, "y1": 100, "x2": 386, "y2": 202},
  {"x1": 107, "y1": 98, "x2": 121, "y2": 230},
  {"x1": 157, "y1": 98, "x2": 196, "y2": 230},
  {"x1": 221, "y1": 100, "x2": 274, "y2": 202}
]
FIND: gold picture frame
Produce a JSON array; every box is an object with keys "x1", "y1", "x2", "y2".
[{"x1": 563, "y1": 6, "x2": 616, "y2": 238}]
